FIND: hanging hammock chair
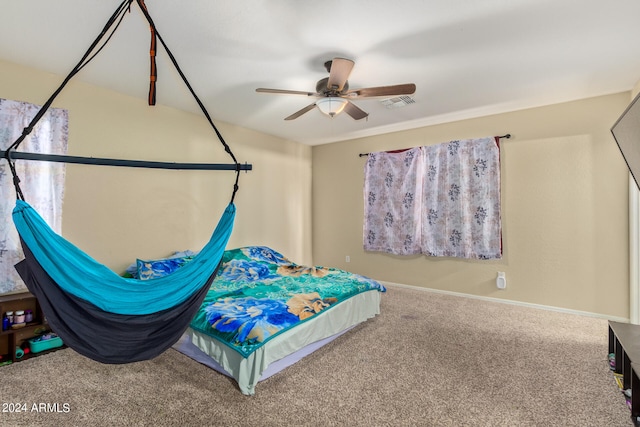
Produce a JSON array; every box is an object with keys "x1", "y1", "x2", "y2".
[{"x1": 2, "y1": 0, "x2": 249, "y2": 363}]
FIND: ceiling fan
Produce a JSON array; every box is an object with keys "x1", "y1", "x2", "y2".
[{"x1": 256, "y1": 57, "x2": 416, "y2": 121}]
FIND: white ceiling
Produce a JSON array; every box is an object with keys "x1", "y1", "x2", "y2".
[{"x1": 1, "y1": 1, "x2": 640, "y2": 146}]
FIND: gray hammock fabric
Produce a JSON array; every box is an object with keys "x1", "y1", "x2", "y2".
[{"x1": 15, "y1": 241, "x2": 220, "y2": 364}]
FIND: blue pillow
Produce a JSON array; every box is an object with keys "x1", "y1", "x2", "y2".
[
  {"x1": 136, "y1": 255, "x2": 195, "y2": 280},
  {"x1": 124, "y1": 250, "x2": 198, "y2": 279}
]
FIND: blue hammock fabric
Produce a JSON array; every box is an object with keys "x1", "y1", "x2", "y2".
[
  {"x1": 13, "y1": 200, "x2": 235, "y2": 314},
  {"x1": 12, "y1": 200, "x2": 236, "y2": 363}
]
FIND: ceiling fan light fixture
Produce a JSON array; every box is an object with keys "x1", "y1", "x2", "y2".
[{"x1": 316, "y1": 97, "x2": 348, "y2": 117}]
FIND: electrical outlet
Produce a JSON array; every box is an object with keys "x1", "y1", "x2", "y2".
[
  {"x1": 345, "y1": 256, "x2": 350, "y2": 262},
  {"x1": 496, "y1": 272, "x2": 506, "y2": 289}
]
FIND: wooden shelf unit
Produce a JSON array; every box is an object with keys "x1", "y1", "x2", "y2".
[{"x1": 0, "y1": 291, "x2": 59, "y2": 365}]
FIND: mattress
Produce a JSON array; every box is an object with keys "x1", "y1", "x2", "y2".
[
  {"x1": 175, "y1": 289, "x2": 381, "y2": 395},
  {"x1": 133, "y1": 245, "x2": 386, "y2": 395}
]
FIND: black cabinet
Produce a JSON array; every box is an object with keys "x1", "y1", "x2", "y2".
[{"x1": 608, "y1": 321, "x2": 640, "y2": 426}]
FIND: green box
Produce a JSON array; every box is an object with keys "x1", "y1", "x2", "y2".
[{"x1": 28, "y1": 335, "x2": 63, "y2": 353}]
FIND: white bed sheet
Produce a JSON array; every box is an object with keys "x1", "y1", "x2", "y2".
[{"x1": 172, "y1": 289, "x2": 381, "y2": 395}]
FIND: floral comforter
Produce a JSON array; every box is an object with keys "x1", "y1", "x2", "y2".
[{"x1": 188, "y1": 246, "x2": 386, "y2": 358}]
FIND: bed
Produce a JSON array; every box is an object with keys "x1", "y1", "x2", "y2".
[{"x1": 128, "y1": 246, "x2": 385, "y2": 395}]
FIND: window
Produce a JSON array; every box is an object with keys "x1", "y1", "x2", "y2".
[{"x1": 0, "y1": 98, "x2": 68, "y2": 294}]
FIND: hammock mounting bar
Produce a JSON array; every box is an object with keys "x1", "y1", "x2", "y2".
[
  {"x1": 0, "y1": 150, "x2": 252, "y2": 171},
  {"x1": 2, "y1": 0, "x2": 251, "y2": 203}
]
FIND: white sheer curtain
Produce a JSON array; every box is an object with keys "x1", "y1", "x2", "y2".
[
  {"x1": 363, "y1": 137, "x2": 501, "y2": 260},
  {"x1": 0, "y1": 98, "x2": 68, "y2": 294}
]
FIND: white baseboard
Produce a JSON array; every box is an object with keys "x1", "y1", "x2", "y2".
[{"x1": 380, "y1": 281, "x2": 630, "y2": 323}]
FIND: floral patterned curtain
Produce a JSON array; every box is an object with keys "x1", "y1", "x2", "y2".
[
  {"x1": 0, "y1": 98, "x2": 68, "y2": 294},
  {"x1": 364, "y1": 137, "x2": 501, "y2": 260},
  {"x1": 421, "y1": 137, "x2": 501, "y2": 259},
  {"x1": 363, "y1": 147, "x2": 423, "y2": 255}
]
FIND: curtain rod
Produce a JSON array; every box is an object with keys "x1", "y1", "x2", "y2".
[
  {"x1": 0, "y1": 150, "x2": 252, "y2": 171},
  {"x1": 358, "y1": 134, "x2": 511, "y2": 157}
]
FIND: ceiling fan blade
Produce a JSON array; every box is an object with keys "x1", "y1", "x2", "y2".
[
  {"x1": 256, "y1": 88, "x2": 319, "y2": 96},
  {"x1": 345, "y1": 83, "x2": 416, "y2": 98},
  {"x1": 343, "y1": 101, "x2": 369, "y2": 120},
  {"x1": 284, "y1": 103, "x2": 317, "y2": 121},
  {"x1": 326, "y1": 58, "x2": 355, "y2": 92}
]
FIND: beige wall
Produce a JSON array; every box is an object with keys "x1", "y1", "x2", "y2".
[
  {"x1": 2, "y1": 59, "x2": 633, "y2": 318},
  {"x1": 1, "y1": 60, "x2": 312, "y2": 272},
  {"x1": 633, "y1": 80, "x2": 640, "y2": 98},
  {"x1": 312, "y1": 93, "x2": 631, "y2": 318}
]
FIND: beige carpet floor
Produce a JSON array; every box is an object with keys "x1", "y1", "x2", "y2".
[{"x1": 0, "y1": 284, "x2": 632, "y2": 426}]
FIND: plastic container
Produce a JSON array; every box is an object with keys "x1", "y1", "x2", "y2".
[
  {"x1": 11, "y1": 310, "x2": 25, "y2": 329},
  {"x1": 29, "y1": 335, "x2": 64, "y2": 353},
  {"x1": 24, "y1": 310, "x2": 33, "y2": 323},
  {"x1": 14, "y1": 310, "x2": 25, "y2": 325}
]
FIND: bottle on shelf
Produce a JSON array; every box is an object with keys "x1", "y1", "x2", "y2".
[
  {"x1": 13, "y1": 310, "x2": 26, "y2": 328},
  {"x1": 5, "y1": 311, "x2": 13, "y2": 328}
]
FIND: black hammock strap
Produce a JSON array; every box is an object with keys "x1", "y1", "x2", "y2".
[{"x1": 3, "y1": 0, "x2": 243, "y2": 204}]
